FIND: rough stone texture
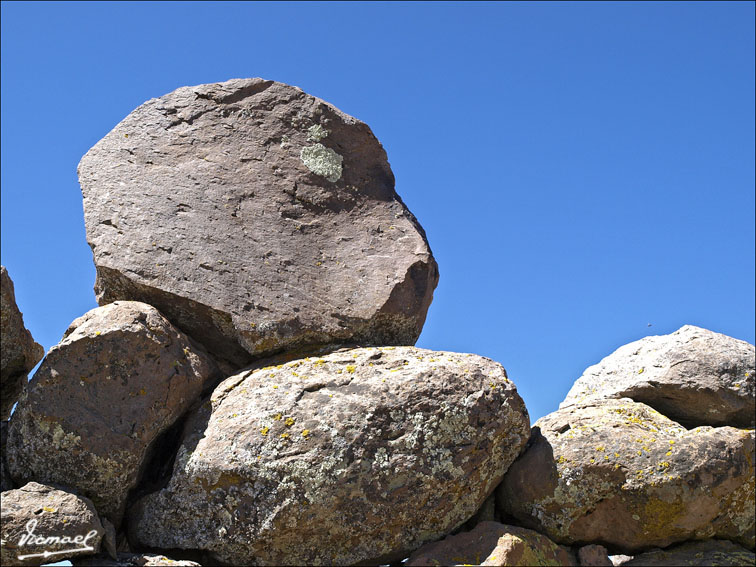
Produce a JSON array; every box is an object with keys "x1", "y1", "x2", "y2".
[
  {"x1": 130, "y1": 346, "x2": 530, "y2": 566},
  {"x1": 497, "y1": 399, "x2": 755, "y2": 553},
  {"x1": 578, "y1": 544, "x2": 612, "y2": 566},
  {"x1": 561, "y1": 325, "x2": 755, "y2": 428},
  {"x1": 618, "y1": 540, "x2": 755, "y2": 566},
  {"x1": 73, "y1": 554, "x2": 201, "y2": 566},
  {"x1": 1, "y1": 421, "x2": 13, "y2": 492},
  {"x1": 6, "y1": 301, "x2": 219, "y2": 524},
  {"x1": 0, "y1": 482, "x2": 104, "y2": 566},
  {"x1": 78, "y1": 78, "x2": 439, "y2": 368},
  {"x1": 1, "y1": 266, "x2": 44, "y2": 421},
  {"x1": 406, "y1": 521, "x2": 577, "y2": 566}
]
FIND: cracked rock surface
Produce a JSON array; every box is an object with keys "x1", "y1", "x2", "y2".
[
  {"x1": 1, "y1": 266, "x2": 44, "y2": 421},
  {"x1": 130, "y1": 346, "x2": 530, "y2": 566},
  {"x1": 497, "y1": 399, "x2": 755, "y2": 552},
  {"x1": 560, "y1": 325, "x2": 755, "y2": 428},
  {"x1": 7, "y1": 301, "x2": 219, "y2": 525},
  {"x1": 78, "y1": 78, "x2": 438, "y2": 368}
]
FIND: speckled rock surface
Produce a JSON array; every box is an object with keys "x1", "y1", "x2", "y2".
[
  {"x1": 78, "y1": 78, "x2": 438, "y2": 368},
  {"x1": 0, "y1": 482, "x2": 104, "y2": 566},
  {"x1": 406, "y1": 521, "x2": 576, "y2": 566},
  {"x1": 578, "y1": 544, "x2": 612, "y2": 566},
  {"x1": 560, "y1": 326, "x2": 755, "y2": 428},
  {"x1": 618, "y1": 539, "x2": 755, "y2": 566},
  {"x1": 1, "y1": 266, "x2": 44, "y2": 421},
  {"x1": 497, "y1": 399, "x2": 755, "y2": 552},
  {"x1": 130, "y1": 346, "x2": 530, "y2": 566},
  {"x1": 7, "y1": 301, "x2": 219, "y2": 524}
]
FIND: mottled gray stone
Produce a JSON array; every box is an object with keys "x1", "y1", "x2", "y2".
[
  {"x1": 1, "y1": 266, "x2": 44, "y2": 420},
  {"x1": 7, "y1": 301, "x2": 219, "y2": 525},
  {"x1": 78, "y1": 78, "x2": 438, "y2": 368},
  {"x1": 0, "y1": 482, "x2": 104, "y2": 566},
  {"x1": 498, "y1": 399, "x2": 755, "y2": 553},
  {"x1": 130, "y1": 346, "x2": 530, "y2": 566},
  {"x1": 561, "y1": 325, "x2": 755, "y2": 428}
]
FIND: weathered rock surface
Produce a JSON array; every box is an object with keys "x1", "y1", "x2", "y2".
[
  {"x1": 561, "y1": 326, "x2": 755, "y2": 428},
  {"x1": 578, "y1": 544, "x2": 612, "y2": 566},
  {"x1": 0, "y1": 482, "x2": 104, "y2": 566},
  {"x1": 498, "y1": 399, "x2": 755, "y2": 552},
  {"x1": 130, "y1": 346, "x2": 530, "y2": 566},
  {"x1": 1, "y1": 266, "x2": 44, "y2": 420},
  {"x1": 7, "y1": 301, "x2": 219, "y2": 524},
  {"x1": 74, "y1": 553, "x2": 201, "y2": 566},
  {"x1": 406, "y1": 521, "x2": 577, "y2": 566},
  {"x1": 78, "y1": 78, "x2": 439, "y2": 368},
  {"x1": 618, "y1": 539, "x2": 755, "y2": 566}
]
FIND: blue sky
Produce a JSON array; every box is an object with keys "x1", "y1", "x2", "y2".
[{"x1": 2, "y1": 1, "x2": 754, "y2": 424}]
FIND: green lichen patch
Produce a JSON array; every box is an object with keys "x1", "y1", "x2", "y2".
[
  {"x1": 306, "y1": 124, "x2": 329, "y2": 142},
  {"x1": 300, "y1": 143, "x2": 343, "y2": 182}
]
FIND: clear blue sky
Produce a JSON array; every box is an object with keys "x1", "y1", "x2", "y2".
[{"x1": 2, "y1": 1, "x2": 754, "y2": 423}]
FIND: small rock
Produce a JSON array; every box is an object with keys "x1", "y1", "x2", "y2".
[
  {"x1": 406, "y1": 521, "x2": 577, "y2": 566},
  {"x1": 498, "y1": 399, "x2": 755, "y2": 552},
  {"x1": 73, "y1": 553, "x2": 201, "y2": 566},
  {"x1": 620, "y1": 539, "x2": 755, "y2": 566},
  {"x1": 130, "y1": 346, "x2": 530, "y2": 566},
  {"x1": 78, "y1": 78, "x2": 438, "y2": 368},
  {"x1": 1, "y1": 266, "x2": 44, "y2": 420},
  {"x1": 7, "y1": 301, "x2": 219, "y2": 524},
  {"x1": 0, "y1": 482, "x2": 104, "y2": 566},
  {"x1": 560, "y1": 325, "x2": 755, "y2": 428},
  {"x1": 578, "y1": 544, "x2": 612, "y2": 566}
]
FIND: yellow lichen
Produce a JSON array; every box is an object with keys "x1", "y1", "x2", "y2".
[
  {"x1": 260, "y1": 427, "x2": 269, "y2": 436},
  {"x1": 346, "y1": 365, "x2": 356, "y2": 374}
]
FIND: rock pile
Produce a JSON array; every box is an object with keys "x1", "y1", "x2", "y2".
[{"x1": 1, "y1": 79, "x2": 754, "y2": 567}]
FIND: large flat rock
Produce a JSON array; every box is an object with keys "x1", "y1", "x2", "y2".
[
  {"x1": 78, "y1": 78, "x2": 438, "y2": 368},
  {"x1": 7, "y1": 301, "x2": 219, "y2": 524},
  {"x1": 1, "y1": 266, "x2": 44, "y2": 420},
  {"x1": 560, "y1": 325, "x2": 755, "y2": 428},
  {"x1": 130, "y1": 346, "x2": 530, "y2": 566},
  {"x1": 497, "y1": 399, "x2": 755, "y2": 553}
]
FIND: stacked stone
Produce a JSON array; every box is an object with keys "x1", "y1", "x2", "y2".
[{"x1": 1, "y1": 79, "x2": 753, "y2": 567}]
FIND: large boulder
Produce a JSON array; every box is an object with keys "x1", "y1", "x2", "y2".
[
  {"x1": 130, "y1": 346, "x2": 530, "y2": 566},
  {"x1": 406, "y1": 521, "x2": 577, "y2": 566},
  {"x1": 7, "y1": 301, "x2": 219, "y2": 524},
  {"x1": 560, "y1": 326, "x2": 755, "y2": 428},
  {"x1": 498, "y1": 399, "x2": 755, "y2": 552},
  {"x1": 1, "y1": 266, "x2": 44, "y2": 420},
  {"x1": 617, "y1": 540, "x2": 755, "y2": 566},
  {"x1": 78, "y1": 78, "x2": 439, "y2": 368},
  {"x1": 0, "y1": 482, "x2": 104, "y2": 566}
]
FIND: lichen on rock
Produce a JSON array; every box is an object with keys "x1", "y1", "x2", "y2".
[
  {"x1": 130, "y1": 346, "x2": 530, "y2": 566},
  {"x1": 300, "y1": 142, "x2": 343, "y2": 182}
]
